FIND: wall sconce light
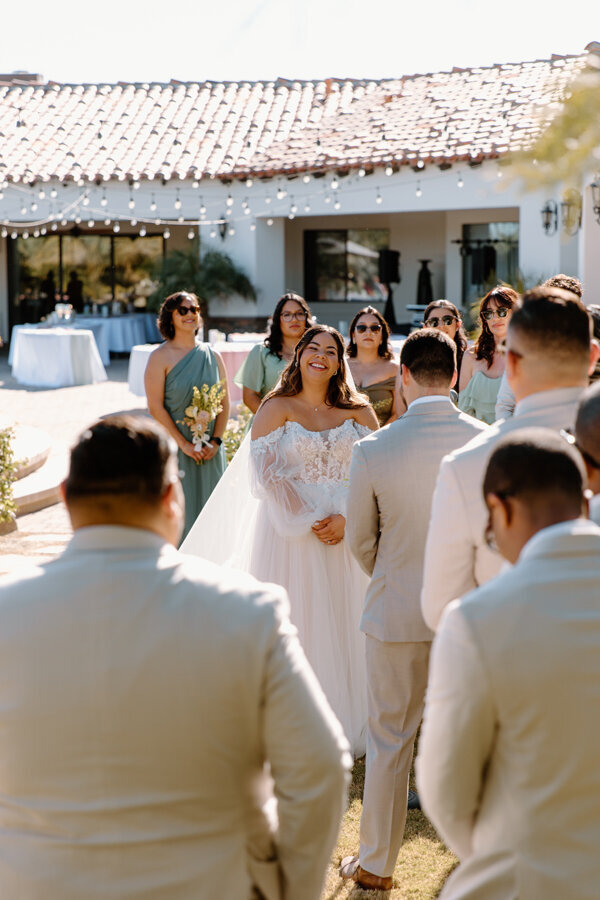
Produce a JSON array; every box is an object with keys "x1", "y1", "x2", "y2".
[
  {"x1": 560, "y1": 188, "x2": 582, "y2": 236},
  {"x1": 590, "y1": 181, "x2": 600, "y2": 225},
  {"x1": 541, "y1": 200, "x2": 558, "y2": 235},
  {"x1": 218, "y1": 218, "x2": 227, "y2": 240}
]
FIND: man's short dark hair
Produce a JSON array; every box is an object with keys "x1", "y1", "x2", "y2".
[
  {"x1": 543, "y1": 274, "x2": 583, "y2": 298},
  {"x1": 483, "y1": 428, "x2": 586, "y2": 508},
  {"x1": 400, "y1": 329, "x2": 456, "y2": 386},
  {"x1": 64, "y1": 415, "x2": 175, "y2": 503},
  {"x1": 508, "y1": 286, "x2": 591, "y2": 363}
]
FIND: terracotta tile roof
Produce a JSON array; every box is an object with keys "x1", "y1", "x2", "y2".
[
  {"x1": 230, "y1": 55, "x2": 587, "y2": 178},
  {"x1": 0, "y1": 54, "x2": 586, "y2": 185}
]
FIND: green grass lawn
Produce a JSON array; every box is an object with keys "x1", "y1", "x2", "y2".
[{"x1": 321, "y1": 758, "x2": 457, "y2": 899}]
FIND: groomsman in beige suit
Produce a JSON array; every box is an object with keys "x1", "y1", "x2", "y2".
[
  {"x1": 418, "y1": 428, "x2": 600, "y2": 899},
  {"x1": 341, "y1": 331, "x2": 486, "y2": 892},
  {"x1": 0, "y1": 416, "x2": 350, "y2": 900},
  {"x1": 422, "y1": 285, "x2": 599, "y2": 631},
  {"x1": 574, "y1": 381, "x2": 600, "y2": 524}
]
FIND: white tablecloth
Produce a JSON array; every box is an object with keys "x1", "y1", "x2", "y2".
[
  {"x1": 128, "y1": 344, "x2": 156, "y2": 396},
  {"x1": 11, "y1": 328, "x2": 107, "y2": 388},
  {"x1": 9, "y1": 322, "x2": 110, "y2": 366},
  {"x1": 76, "y1": 315, "x2": 148, "y2": 353}
]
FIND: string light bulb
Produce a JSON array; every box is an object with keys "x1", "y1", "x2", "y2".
[
  {"x1": 276, "y1": 186, "x2": 287, "y2": 200},
  {"x1": 192, "y1": 179, "x2": 199, "y2": 189},
  {"x1": 20, "y1": 203, "x2": 27, "y2": 215},
  {"x1": 188, "y1": 228, "x2": 195, "y2": 240},
  {"x1": 31, "y1": 201, "x2": 38, "y2": 212},
  {"x1": 38, "y1": 188, "x2": 45, "y2": 199},
  {"x1": 304, "y1": 201, "x2": 311, "y2": 212},
  {"x1": 324, "y1": 194, "x2": 331, "y2": 204},
  {"x1": 174, "y1": 190, "x2": 182, "y2": 210},
  {"x1": 104, "y1": 217, "x2": 111, "y2": 226},
  {"x1": 131, "y1": 218, "x2": 137, "y2": 227},
  {"x1": 226, "y1": 194, "x2": 234, "y2": 207},
  {"x1": 228, "y1": 225, "x2": 235, "y2": 236},
  {"x1": 334, "y1": 198, "x2": 341, "y2": 210},
  {"x1": 150, "y1": 194, "x2": 157, "y2": 212},
  {"x1": 209, "y1": 228, "x2": 216, "y2": 238},
  {"x1": 40, "y1": 226, "x2": 47, "y2": 235},
  {"x1": 51, "y1": 223, "x2": 57, "y2": 231},
  {"x1": 199, "y1": 199, "x2": 206, "y2": 216},
  {"x1": 385, "y1": 164, "x2": 393, "y2": 176},
  {"x1": 303, "y1": 174, "x2": 311, "y2": 184},
  {"x1": 113, "y1": 223, "x2": 120, "y2": 233},
  {"x1": 1, "y1": 227, "x2": 7, "y2": 238},
  {"x1": 88, "y1": 219, "x2": 94, "y2": 228},
  {"x1": 265, "y1": 194, "x2": 271, "y2": 205},
  {"x1": 245, "y1": 177, "x2": 253, "y2": 188},
  {"x1": 33, "y1": 229, "x2": 40, "y2": 237},
  {"x1": 416, "y1": 183, "x2": 422, "y2": 198},
  {"x1": 250, "y1": 219, "x2": 256, "y2": 231},
  {"x1": 331, "y1": 176, "x2": 339, "y2": 190},
  {"x1": 267, "y1": 217, "x2": 273, "y2": 226},
  {"x1": 376, "y1": 191, "x2": 382, "y2": 205},
  {"x1": 128, "y1": 195, "x2": 135, "y2": 209},
  {"x1": 139, "y1": 225, "x2": 147, "y2": 237},
  {"x1": 163, "y1": 228, "x2": 170, "y2": 239},
  {"x1": 50, "y1": 187, "x2": 57, "y2": 199},
  {"x1": 358, "y1": 167, "x2": 366, "y2": 177},
  {"x1": 457, "y1": 173, "x2": 464, "y2": 188},
  {"x1": 82, "y1": 194, "x2": 90, "y2": 206}
]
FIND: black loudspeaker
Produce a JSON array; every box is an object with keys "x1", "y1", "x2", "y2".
[{"x1": 378, "y1": 249, "x2": 400, "y2": 284}]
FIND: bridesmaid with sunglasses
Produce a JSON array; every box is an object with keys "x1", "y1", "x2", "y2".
[
  {"x1": 145, "y1": 291, "x2": 230, "y2": 543},
  {"x1": 422, "y1": 300, "x2": 468, "y2": 385},
  {"x1": 457, "y1": 286, "x2": 519, "y2": 424},
  {"x1": 347, "y1": 306, "x2": 399, "y2": 426}
]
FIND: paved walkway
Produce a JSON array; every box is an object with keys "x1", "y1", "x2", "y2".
[{"x1": 0, "y1": 349, "x2": 150, "y2": 574}]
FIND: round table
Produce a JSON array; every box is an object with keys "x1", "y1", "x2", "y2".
[{"x1": 10, "y1": 328, "x2": 107, "y2": 388}]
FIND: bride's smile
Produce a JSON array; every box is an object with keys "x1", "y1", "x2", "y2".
[{"x1": 300, "y1": 333, "x2": 339, "y2": 379}]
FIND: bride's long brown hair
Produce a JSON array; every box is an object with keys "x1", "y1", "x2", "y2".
[{"x1": 264, "y1": 325, "x2": 369, "y2": 410}]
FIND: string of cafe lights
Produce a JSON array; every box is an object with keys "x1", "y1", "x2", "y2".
[{"x1": 0, "y1": 160, "x2": 505, "y2": 241}]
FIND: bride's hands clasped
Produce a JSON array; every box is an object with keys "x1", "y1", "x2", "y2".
[{"x1": 312, "y1": 514, "x2": 345, "y2": 545}]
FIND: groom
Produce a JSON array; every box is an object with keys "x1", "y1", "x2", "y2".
[
  {"x1": 343, "y1": 330, "x2": 486, "y2": 891},
  {"x1": 0, "y1": 415, "x2": 350, "y2": 899}
]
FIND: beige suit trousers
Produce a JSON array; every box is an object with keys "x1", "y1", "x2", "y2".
[{"x1": 359, "y1": 638, "x2": 431, "y2": 877}]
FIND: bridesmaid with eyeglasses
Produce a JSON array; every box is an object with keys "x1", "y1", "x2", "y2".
[
  {"x1": 234, "y1": 291, "x2": 312, "y2": 414},
  {"x1": 346, "y1": 306, "x2": 399, "y2": 426},
  {"x1": 457, "y1": 286, "x2": 519, "y2": 424}
]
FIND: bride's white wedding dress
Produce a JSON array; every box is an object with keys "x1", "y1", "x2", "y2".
[{"x1": 182, "y1": 418, "x2": 370, "y2": 755}]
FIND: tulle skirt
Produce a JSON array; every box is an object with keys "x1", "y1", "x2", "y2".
[{"x1": 250, "y1": 508, "x2": 368, "y2": 757}]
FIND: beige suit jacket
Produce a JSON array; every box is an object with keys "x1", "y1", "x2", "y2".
[
  {"x1": 421, "y1": 386, "x2": 584, "y2": 630},
  {"x1": 0, "y1": 526, "x2": 350, "y2": 899},
  {"x1": 347, "y1": 399, "x2": 487, "y2": 643},
  {"x1": 417, "y1": 519, "x2": 600, "y2": 899}
]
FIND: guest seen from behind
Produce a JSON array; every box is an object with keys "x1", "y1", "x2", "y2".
[
  {"x1": 458, "y1": 285, "x2": 518, "y2": 424},
  {"x1": 346, "y1": 306, "x2": 400, "y2": 425},
  {"x1": 234, "y1": 291, "x2": 312, "y2": 413},
  {"x1": 145, "y1": 291, "x2": 229, "y2": 543},
  {"x1": 0, "y1": 415, "x2": 350, "y2": 899},
  {"x1": 495, "y1": 274, "x2": 585, "y2": 419},
  {"x1": 340, "y1": 330, "x2": 486, "y2": 893},
  {"x1": 418, "y1": 428, "x2": 600, "y2": 899},
  {"x1": 422, "y1": 285, "x2": 599, "y2": 631}
]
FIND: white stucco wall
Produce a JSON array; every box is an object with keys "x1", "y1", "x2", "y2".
[{"x1": 0, "y1": 239, "x2": 7, "y2": 341}]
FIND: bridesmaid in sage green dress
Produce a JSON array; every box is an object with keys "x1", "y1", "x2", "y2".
[
  {"x1": 145, "y1": 292, "x2": 229, "y2": 543},
  {"x1": 346, "y1": 306, "x2": 400, "y2": 426},
  {"x1": 234, "y1": 292, "x2": 312, "y2": 414}
]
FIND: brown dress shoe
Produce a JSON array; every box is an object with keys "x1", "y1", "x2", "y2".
[{"x1": 339, "y1": 855, "x2": 393, "y2": 891}]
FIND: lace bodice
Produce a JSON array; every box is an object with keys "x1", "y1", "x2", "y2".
[{"x1": 250, "y1": 419, "x2": 372, "y2": 537}]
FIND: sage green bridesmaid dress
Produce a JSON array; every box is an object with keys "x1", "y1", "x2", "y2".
[{"x1": 164, "y1": 343, "x2": 226, "y2": 543}]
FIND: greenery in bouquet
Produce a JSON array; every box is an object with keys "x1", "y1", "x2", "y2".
[
  {"x1": 178, "y1": 381, "x2": 225, "y2": 462},
  {"x1": 0, "y1": 426, "x2": 17, "y2": 523},
  {"x1": 223, "y1": 404, "x2": 253, "y2": 464}
]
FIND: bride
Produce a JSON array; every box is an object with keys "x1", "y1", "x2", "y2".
[{"x1": 182, "y1": 325, "x2": 378, "y2": 754}]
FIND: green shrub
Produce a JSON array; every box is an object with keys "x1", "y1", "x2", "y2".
[{"x1": 0, "y1": 427, "x2": 17, "y2": 523}]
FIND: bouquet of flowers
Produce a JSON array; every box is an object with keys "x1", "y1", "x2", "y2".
[{"x1": 179, "y1": 381, "x2": 225, "y2": 461}]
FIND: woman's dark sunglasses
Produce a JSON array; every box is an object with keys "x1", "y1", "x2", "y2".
[
  {"x1": 481, "y1": 307, "x2": 510, "y2": 321},
  {"x1": 423, "y1": 315, "x2": 457, "y2": 328},
  {"x1": 356, "y1": 324, "x2": 382, "y2": 333},
  {"x1": 175, "y1": 304, "x2": 200, "y2": 316}
]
